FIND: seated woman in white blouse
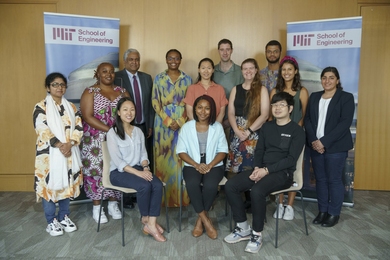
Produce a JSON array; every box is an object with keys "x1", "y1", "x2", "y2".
[{"x1": 107, "y1": 97, "x2": 166, "y2": 242}]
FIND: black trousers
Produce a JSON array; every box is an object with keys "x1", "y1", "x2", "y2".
[
  {"x1": 225, "y1": 169, "x2": 293, "y2": 232},
  {"x1": 183, "y1": 165, "x2": 224, "y2": 213}
]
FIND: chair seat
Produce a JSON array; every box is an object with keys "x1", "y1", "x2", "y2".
[
  {"x1": 104, "y1": 182, "x2": 166, "y2": 194},
  {"x1": 218, "y1": 176, "x2": 228, "y2": 185},
  {"x1": 103, "y1": 184, "x2": 137, "y2": 194},
  {"x1": 270, "y1": 183, "x2": 301, "y2": 195}
]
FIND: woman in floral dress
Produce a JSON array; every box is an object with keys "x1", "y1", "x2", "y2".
[
  {"x1": 226, "y1": 58, "x2": 269, "y2": 174},
  {"x1": 80, "y1": 62, "x2": 130, "y2": 223},
  {"x1": 152, "y1": 49, "x2": 192, "y2": 207}
]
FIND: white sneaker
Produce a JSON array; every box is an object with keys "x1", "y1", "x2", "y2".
[
  {"x1": 273, "y1": 204, "x2": 284, "y2": 219},
  {"x1": 108, "y1": 202, "x2": 122, "y2": 219},
  {"x1": 224, "y1": 226, "x2": 252, "y2": 244},
  {"x1": 46, "y1": 218, "x2": 64, "y2": 236},
  {"x1": 60, "y1": 215, "x2": 77, "y2": 232},
  {"x1": 244, "y1": 233, "x2": 263, "y2": 254},
  {"x1": 283, "y1": 205, "x2": 294, "y2": 220},
  {"x1": 93, "y1": 206, "x2": 108, "y2": 223}
]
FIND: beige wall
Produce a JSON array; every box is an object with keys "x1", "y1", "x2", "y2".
[{"x1": 0, "y1": 0, "x2": 389, "y2": 191}]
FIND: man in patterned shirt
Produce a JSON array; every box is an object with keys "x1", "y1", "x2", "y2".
[{"x1": 259, "y1": 40, "x2": 282, "y2": 93}]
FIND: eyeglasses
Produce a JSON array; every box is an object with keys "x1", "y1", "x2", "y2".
[
  {"x1": 50, "y1": 82, "x2": 67, "y2": 88},
  {"x1": 271, "y1": 103, "x2": 288, "y2": 108}
]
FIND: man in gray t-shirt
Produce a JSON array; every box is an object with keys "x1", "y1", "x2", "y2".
[{"x1": 214, "y1": 39, "x2": 244, "y2": 128}]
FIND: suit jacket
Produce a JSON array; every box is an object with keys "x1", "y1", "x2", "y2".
[
  {"x1": 304, "y1": 88, "x2": 354, "y2": 153},
  {"x1": 115, "y1": 69, "x2": 155, "y2": 132}
]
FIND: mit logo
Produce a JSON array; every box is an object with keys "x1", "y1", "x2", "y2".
[
  {"x1": 293, "y1": 34, "x2": 315, "y2": 46},
  {"x1": 52, "y1": 28, "x2": 76, "y2": 40}
]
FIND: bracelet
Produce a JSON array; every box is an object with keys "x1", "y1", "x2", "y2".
[
  {"x1": 263, "y1": 167, "x2": 269, "y2": 174},
  {"x1": 248, "y1": 127, "x2": 254, "y2": 134}
]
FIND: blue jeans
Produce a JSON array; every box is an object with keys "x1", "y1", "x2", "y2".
[
  {"x1": 110, "y1": 166, "x2": 163, "y2": 217},
  {"x1": 42, "y1": 198, "x2": 70, "y2": 224},
  {"x1": 311, "y1": 150, "x2": 347, "y2": 216}
]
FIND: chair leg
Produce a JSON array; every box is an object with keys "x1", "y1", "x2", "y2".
[
  {"x1": 225, "y1": 195, "x2": 228, "y2": 217},
  {"x1": 179, "y1": 181, "x2": 183, "y2": 232},
  {"x1": 97, "y1": 189, "x2": 105, "y2": 232},
  {"x1": 121, "y1": 192, "x2": 125, "y2": 246},
  {"x1": 229, "y1": 206, "x2": 233, "y2": 231},
  {"x1": 275, "y1": 194, "x2": 280, "y2": 248},
  {"x1": 163, "y1": 186, "x2": 170, "y2": 233},
  {"x1": 298, "y1": 191, "x2": 308, "y2": 235}
]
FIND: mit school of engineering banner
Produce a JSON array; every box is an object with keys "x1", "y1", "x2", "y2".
[
  {"x1": 44, "y1": 12, "x2": 120, "y2": 102},
  {"x1": 286, "y1": 17, "x2": 362, "y2": 207},
  {"x1": 44, "y1": 13, "x2": 120, "y2": 201}
]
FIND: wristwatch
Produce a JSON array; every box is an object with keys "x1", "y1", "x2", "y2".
[{"x1": 71, "y1": 140, "x2": 75, "y2": 146}]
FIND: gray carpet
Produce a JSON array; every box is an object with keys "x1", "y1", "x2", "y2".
[{"x1": 0, "y1": 190, "x2": 389, "y2": 259}]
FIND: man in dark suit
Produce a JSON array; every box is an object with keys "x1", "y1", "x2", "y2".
[{"x1": 115, "y1": 48, "x2": 155, "y2": 208}]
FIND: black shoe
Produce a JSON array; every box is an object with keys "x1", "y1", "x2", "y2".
[
  {"x1": 312, "y1": 212, "x2": 328, "y2": 224},
  {"x1": 321, "y1": 214, "x2": 339, "y2": 227},
  {"x1": 123, "y1": 199, "x2": 135, "y2": 209}
]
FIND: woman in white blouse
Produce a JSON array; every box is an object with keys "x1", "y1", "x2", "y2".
[{"x1": 107, "y1": 97, "x2": 166, "y2": 242}]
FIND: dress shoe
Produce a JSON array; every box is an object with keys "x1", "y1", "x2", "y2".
[
  {"x1": 142, "y1": 224, "x2": 166, "y2": 242},
  {"x1": 192, "y1": 217, "x2": 204, "y2": 237},
  {"x1": 199, "y1": 211, "x2": 217, "y2": 239},
  {"x1": 312, "y1": 212, "x2": 328, "y2": 224},
  {"x1": 155, "y1": 223, "x2": 164, "y2": 234},
  {"x1": 140, "y1": 218, "x2": 164, "y2": 234},
  {"x1": 321, "y1": 214, "x2": 339, "y2": 227}
]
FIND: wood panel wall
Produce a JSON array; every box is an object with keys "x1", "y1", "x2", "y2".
[
  {"x1": 0, "y1": 0, "x2": 389, "y2": 191},
  {"x1": 355, "y1": 4, "x2": 390, "y2": 190}
]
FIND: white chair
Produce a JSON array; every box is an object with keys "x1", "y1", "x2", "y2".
[
  {"x1": 97, "y1": 141, "x2": 169, "y2": 246},
  {"x1": 270, "y1": 147, "x2": 308, "y2": 248},
  {"x1": 179, "y1": 176, "x2": 228, "y2": 232}
]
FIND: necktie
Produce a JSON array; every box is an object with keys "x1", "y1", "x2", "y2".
[{"x1": 133, "y1": 75, "x2": 142, "y2": 124}]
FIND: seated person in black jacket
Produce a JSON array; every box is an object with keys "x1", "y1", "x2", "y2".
[{"x1": 224, "y1": 92, "x2": 305, "y2": 254}]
